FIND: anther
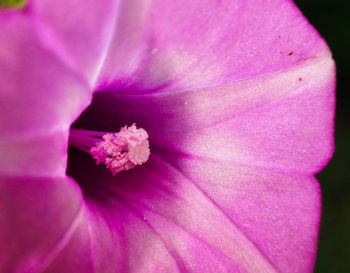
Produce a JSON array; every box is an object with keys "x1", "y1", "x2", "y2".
[{"x1": 69, "y1": 124, "x2": 150, "y2": 175}]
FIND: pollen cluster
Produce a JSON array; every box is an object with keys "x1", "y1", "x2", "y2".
[{"x1": 90, "y1": 124, "x2": 150, "y2": 175}]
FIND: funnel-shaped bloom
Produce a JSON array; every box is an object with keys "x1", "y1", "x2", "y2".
[{"x1": 0, "y1": 1, "x2": 335, "y2": 273}]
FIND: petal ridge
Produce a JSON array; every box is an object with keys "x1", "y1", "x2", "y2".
[
  {"x1": 152, "y1": 154, "x2": 280, "y2": 272},
  {"x1": 34, "y1": 197, "x2": 86, "y2": 273}
]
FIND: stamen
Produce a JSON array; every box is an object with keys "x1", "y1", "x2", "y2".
[{"x1": 69, "y1": 124, "x2": 150, "y2": 175}]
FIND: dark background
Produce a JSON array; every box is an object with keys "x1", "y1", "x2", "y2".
[{"x1": 294, "y1": 1, "x2": 350, "y2": 272}]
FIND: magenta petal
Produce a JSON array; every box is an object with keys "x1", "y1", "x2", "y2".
[
  {"x1": 117, "y1": 156, "x2": 320, "y2": 272},
  {"x1": 164, "y1": 59, "x2": 336, "y2": 174},
  {"x1": 82, "y1": 56, "x2": 335, "y2": 174},
  {"x1": 0, "y1": 0, "x2": 335, "y2": 272},
  {"x1": 158, "y1": 157, "x2": 322, "y2": 273},
  {"x1": 117, "y1": 202, "x2": 243, "y2": 273},
  {"x1": 0, "y1": 175, "x2": 123, "y2": 273},
  {"x1": 100, "y1": 0, "x2": 330, "y2": 93},
  {"x1": 63, "y1": 154, "x2": 320, "y2": 272},
  {"x1": 0, "y1": 175, "x2": 83, "y2": 273},
  {"x1": 0, "y1": 13, "x2": 90, "y2": 176},
  {"x1": 0, "y1": 0, "x2": 120, "y2": 175},
  {"x1": 32, "y1": 0, "x2": 120, "y2": 85},
  {"x1": 41, "y1": 206, "x2": 124, "y2": 273}
]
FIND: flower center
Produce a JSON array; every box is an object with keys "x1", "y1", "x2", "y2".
[{"x1": 69, "y1": 124, "x2": 150, "y2": 175}]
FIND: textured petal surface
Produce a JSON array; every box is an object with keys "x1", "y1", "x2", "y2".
[
  {"x1": 0, "y1": 157, "x2": 322, "y2": 273},
  {"x1": 0, "y1": 10, "x2": 93, "y2": 176},
  {"x1": 0, "y1": 176, "x2": 83, "y2": 273},
  {"x1": 31, "y1": 0, "x2": 120, "y2": 85},
  {"x1": 99, "y1": 0, "x2": 329, "y2": 93},
  {"x1": 0, "y1": 0, "x2": 335, "y2": 272},
  {"x1": 78, "y1": 56, "x2": 335, "y2": 174},
  {"x1": 64, "y1": 153, "x2": 321, "y2": 273},
  {"x1": 59, "y1": 1, "x2": 335, "y2": 271},
  {"x1": 159, "y1": 157, "x2": 322, "y2": 273},
  {"x1": 0, "y1": 175, "x2": 123, "y2": 273}
]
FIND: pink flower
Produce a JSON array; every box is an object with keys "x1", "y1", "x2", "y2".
[{"x1": 0, "y1": 0, "x2": 335, "y2": 273}]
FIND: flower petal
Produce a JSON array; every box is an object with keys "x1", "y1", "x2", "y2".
[
  {"x1": 1, "y1": 157, "x2": 320, "y2": 273},
  {"x1": 155, "y1": 156, "x2": 321, "y2": 273},
  {"x1": 0, "y1": 175, "x2": 83, "y2": 273},
  {"x1": 0, "y1": 174, "x2": 125, "y2": 273},
  {"x1": 65, "y1": 154, "x2": 320, "y2": 272},
  {"x1": 0, "y1": 13, "x2": 90, "y2": 176},
  {"x1": 99, "y1": 0, "x2": 330, "y2": 93},
  {"x1": 40, "y1": 203, "x2": 124, "y2": 273},
  {"x1": 78, "y1": 55, "x2": 335, "y2": 174},
  {"x1": 0, "y1": 0, "x2": 121, "y2": 176},
  {"x1": 31, "y1": 0, "x2": 120, "y2": 86}
]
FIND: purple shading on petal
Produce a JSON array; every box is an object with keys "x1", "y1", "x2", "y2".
[{"x1": 0, "y1": 0, "x2": 335, "y2": 272}]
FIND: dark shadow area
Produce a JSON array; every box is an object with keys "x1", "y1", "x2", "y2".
[{"x1": 65, "y1": 89, "x2": 188, "y2": 207}]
